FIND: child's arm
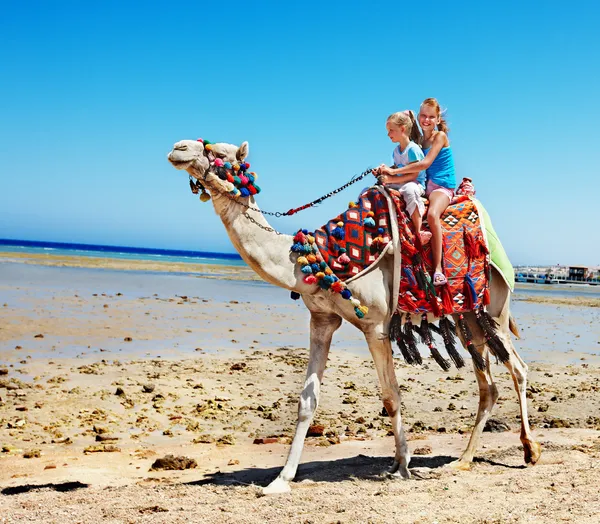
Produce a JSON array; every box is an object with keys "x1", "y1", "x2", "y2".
[{"x1": 393, "y1": 133, "x2": 447, "y2": 175}]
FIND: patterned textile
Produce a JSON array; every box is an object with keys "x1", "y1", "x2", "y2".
[
  {"x1": 314, "y1": 187, "x2": 490, "y2": 315},
  {"x1": 314, "y1": 189, "x2": 392, "y2": 280}
]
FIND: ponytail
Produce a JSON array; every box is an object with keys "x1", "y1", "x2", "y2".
[{"x1": 407, "y1": 110, "x2": 422, "y2": 145}]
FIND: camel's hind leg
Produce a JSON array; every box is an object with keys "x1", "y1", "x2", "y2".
[
  {"x1": 452, "y1": 314, "x2": 498, "y2": 469},
  {"x1": 495, "y1": 325, "x2": 542, "y2": 465},
  {"x1": 365, "y1": 328, "x2": 410, "y2": 479},
  {"x1": 263, "y1": 311, "x2": 342, "y2": 495}
]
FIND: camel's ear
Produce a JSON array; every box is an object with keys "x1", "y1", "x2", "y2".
[{"x1": 236, "y1": 141, "x2": 249, "y2": 162}]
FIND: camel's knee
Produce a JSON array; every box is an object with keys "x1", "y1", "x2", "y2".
[
  {"x1": 297, "y1": 394, "x2": 317, "y2": 422},
  {"x1": 382, "y1": 393, "x2": 400, "y2": 419}
]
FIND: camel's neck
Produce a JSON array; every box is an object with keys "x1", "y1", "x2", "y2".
[{"x1": 210, "y1": 192, "x2": 301, "y2": 291}]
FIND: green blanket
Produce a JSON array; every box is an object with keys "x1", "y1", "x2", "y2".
[{"x1": 473, "y1": 199, "x2": 515, "y2": 291}]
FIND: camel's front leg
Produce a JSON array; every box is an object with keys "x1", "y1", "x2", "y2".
[
  {"x1": 263, "y1": 312, "x2": 342, "y2": 495},
  {"x1": 365, "y1": 329, "x2": 410, "y2": 479}
]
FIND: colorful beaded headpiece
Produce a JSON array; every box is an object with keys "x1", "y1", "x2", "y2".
[{"x1": 197, "y1": 138, "x2": 261, "y2": 199}]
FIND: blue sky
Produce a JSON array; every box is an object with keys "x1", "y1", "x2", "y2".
[{"x1": 0, "y1": 1, "x2": 598, "y2": 266}]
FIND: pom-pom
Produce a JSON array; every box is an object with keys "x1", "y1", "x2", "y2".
[
  {"x1": 348, "y1": 201, "x2": 357, "y2": 208},
  {"x1": 233, "y1": 163, "x2": 240, "y2": 171},
  {"x1": 355, "y1": 307, "x2": 365, "y2": 319},
  {"x1": 350, "y1": 298, "x2": 361, "y2": 308},
  {"x1": 226, "y1": 174, "x2": 234, "y2": 183},
  {"x1": 364, "y1": 217, "x2": 376, "y2": 228},
  {"x1": 315, "y1": 271, "x2": 325, "y2": 279},
  {"x1": 291, "y1": 243, "x2": 304, "y2": 253},
  {"x1": 301, "y1": 265, "x2": 313, "y2": 274},
  {"x1": 378, "y1": 227, "x2": 385, "y2": 235},
  {"x1": 357, "y1": 305, "x2": 369, "y2": 316},
  {"x1": 251, "y1": 172, "x2": 258, "y2": 180},
  {"x1": 337, "y1": 221, "x2": 344, "y2": 227},
  {"x1": 307, "y1": 254, "x2": 317, "y2": 264},
  {"x1": 325, "y1": 268, "x2": 333, "y2": 275},
  {"x1": 218, "y1": 171, "x2": 228, "y2": 181},
  {"x1": 302, "y1": 229, "x2": 308, "y2": 234},
  {"x1": 310, "y1": 263, "x2": 320, "y2": 273},
  {"x1": 338, "y1": 248, "x2": 346, "y2": 254},
  {"x1": 307, "y1": 235, "x2": 315, "y2": 244},
  {"x1": 331, "y1": 281, "x2": 344, "y2": 293},
  {"x1": 303, "y1": 244, "x2": 313, "y2": 254},
  {"x1": 240, "y1": 188, "x2": 250, "y2": 197},
  {"x1": 319, "y1": 261, "x2": 327, "y2": 270},
  {"x1": 238, "y1": 175, "x2": 249, "y2": 186},
  {"x1": 244, "y1": 162, "x2": 250, "y2": 170},
  {"x1": 297, "y1": 256, "x2": 308, "y2": 266},
  {"x1": 312, "y1": 244, "x2": 319, "y2": 253},
  {"x1": 205, "y1": 144, "x2": 213, "y2": 150},
  {"x1": 253, "y1": 184, "x2": 261, "y2": 193},
  {"x1": 290, "y1": 291, "x2": 301, "y2": 300},
  {"x1": 231, "y1": 188, "x2": 241, "y2": 197},
  {"x1": 233, "y1": 175, "x2": 241, "y2": 185},
  {"x1": 247, "y1": 174, "x2": 255, "y2": 183},
  {"x1": 337, "y1": 253, "x2": 351, "y2": 264},
  {"x1": 294, "y1": 231, "x2": 307, "y2": 243},
  {"x1": 197, "y1": 138, "x2": 204, "y2": 143},
  {"x1": 366, "y1": 211, "x2": 374, "y2": 217},
  {"x1": 323, "y1": 275, "x2": 335, "y2": 285},
  {"x1": 239, "y1": 163, "x2": 248, "y2": 171},
  {"x1": 203, "y1": 140, "x2": 211, "y2": 145},
  {"x1": 247, "y1": 185, "x2": 258, "y2": 195},
  {"x1": 341, "y1": 289, "x2": 352, "y2": 299},
  {"x1": 224, "y1": 161, "x2": 232, "y2": 169},
  {"x1": 214, "y1": 158, "x2": 224, "y2": 167},
  {"x1": 199, "y1": 192, "x2": 211, "y2": 202},
  {"x1": 332, "y1": 224, "x2": 345, "y2": 240},
  {"x1": 223, "y1": 182, "x2": 234, "y2": 192},
  {"x1": 304, "y1": 275, "x2": 317, "y2": 284}
]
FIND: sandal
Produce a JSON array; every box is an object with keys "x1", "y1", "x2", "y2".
[
  {"x1": 433, "y1": 271, "x2": 447, "y2": 286},
  {"x1": 420, "y1": 231, "x2": 432, "y2": 245}
]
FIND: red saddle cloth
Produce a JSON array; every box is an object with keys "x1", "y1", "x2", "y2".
[{"x1": 313, "y1": 187, "x2": 490, "y2": 315}]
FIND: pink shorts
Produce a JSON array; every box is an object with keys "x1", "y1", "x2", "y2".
[{"x1": 426, "y1": 180, "x2": 454, "y2": 201}]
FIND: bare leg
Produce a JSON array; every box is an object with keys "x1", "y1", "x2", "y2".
[
  {"x1": 411, "y1": 208, "x2": 423, "y2": 234},
  {"x1": 427, "y1": 191, "x2": 451, "y2": 277},
  {"x1": 263, "y1": 312, "x2": 342, "y2": 494},
  {"x1": 365, "y1": 328, "x2": 410, "y2": 478}
]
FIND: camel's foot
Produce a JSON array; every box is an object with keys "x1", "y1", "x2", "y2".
[
  {"x1": 262, "y1": 477, "x2": 292, "y2": 495},
  {"x1": 446, "y1": 459, "x2": 472, "y2": 471},
  {"x1": 384, "y1": 460, "x2": 411, "y2": 480},
  {"x1": 524, "y1": 441, "x2": 542, "y2": 466}
]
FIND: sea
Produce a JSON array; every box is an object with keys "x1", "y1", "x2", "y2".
[{"x1": 0, "y1": 238, "x2": 247, "y2": 267}]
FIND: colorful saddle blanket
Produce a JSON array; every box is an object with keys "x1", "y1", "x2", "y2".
[{"x1": 313, "y1": 187, "x2": 490, "y2": 315}]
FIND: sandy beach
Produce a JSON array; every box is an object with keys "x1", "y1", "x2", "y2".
[{"x1": 1, "y1": 255, "x2": 599, "y2": 523}]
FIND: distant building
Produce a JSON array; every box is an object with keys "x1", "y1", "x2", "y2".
[{"x1": 568, "y1": 266, "x2": 587, "y2": 281}]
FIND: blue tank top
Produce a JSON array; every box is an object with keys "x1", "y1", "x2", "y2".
[{"x1": 423, "y1": 146, "x2": 456, "y2": 189}]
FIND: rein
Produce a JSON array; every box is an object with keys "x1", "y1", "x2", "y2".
[{"x1": 190, "y1": 139, "x2": 375, "y2": 221}]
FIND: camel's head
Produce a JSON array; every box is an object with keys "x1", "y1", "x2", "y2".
[{"x1": 167, "y1": 139, "x2": 253, "y2": 199}]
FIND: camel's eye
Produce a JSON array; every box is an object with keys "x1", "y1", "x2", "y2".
[{"x1": 174, "y1": 144, "x2": 187, "y2": 151}]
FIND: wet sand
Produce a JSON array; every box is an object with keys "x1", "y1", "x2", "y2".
[{"x1": 1, "y1": 259, "x2": 599, "y2": 522}]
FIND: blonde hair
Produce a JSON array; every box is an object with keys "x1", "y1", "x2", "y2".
[
  {"x1": 387, "y1": 110, "x2": 422, "y2": 144},
  {"x1": 420, "y1": 97, "x2": 449, "y2": 134}
]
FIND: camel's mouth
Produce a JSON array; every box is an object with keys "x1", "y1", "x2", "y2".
[{"x1": 167, "y1": 153, "x2": 192, "y2": 169}]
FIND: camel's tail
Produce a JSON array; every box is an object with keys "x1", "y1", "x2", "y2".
[{"x1": 509, "y1": 315, "x2": 521, "y2": 339}]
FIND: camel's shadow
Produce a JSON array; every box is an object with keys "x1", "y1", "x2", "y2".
[{"x1": 186, "y1": 454, "x2": 457, "y2": 488}]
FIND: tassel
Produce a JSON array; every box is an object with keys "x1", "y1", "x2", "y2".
[
  {"x1": 441, "y1": 284, "x2": 454, "y2": 314},
  {"x1": 428, "y1": 343, "x2": 451, "y2": 371},
  {"x1": 418, "y1": 314, "x2": 430, "y2": 344},
  {"x1": 429, "y1": 295, "x2": 442, "y2": 318},
  {"x1": 439, "y1": 317, "x2": 465, "y2": 368},
  {"x1": 475, "y1": 310, "x2": 510, "y2": 363},
  {"x1": 403, "y1": 317, "x2": 423, "y2": 365},
  {"x1": 403, "y1": 267, "x2": 417, "y2": 288},
  {"x1": 330, "y1": 280, "x2": 344, "y2": 293},
  {"x1": 476, "y1": 234, "x2": 489, "y2": 257},
  {"x1": 457, "y1": 314, "x2": 486, "y2": 370},
  {"x1": 483, "y1": 286, "x2": 490, "y2": 306},
  {"x1": 463, "y1": 228, "x2": 478, "y2": 261},
  {"x1": 401, "y1": 238, "x2": 419, "y2": 257},
  {"x1": 463, "y1": 272, "x2": 477, "y2": 310},
  {"x1": 341, "y1": 289, "x2": 352, "y2": 299}
]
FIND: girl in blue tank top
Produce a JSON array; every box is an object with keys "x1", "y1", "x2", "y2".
[{"x1": 379, "y1": 98, "x2": 456, "y2": 286}]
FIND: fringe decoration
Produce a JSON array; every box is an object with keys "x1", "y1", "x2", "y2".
[
  {"x1": 463, "y1": 228, "x2": 478, "y2": 261},
  {"x1": 428, "y1": 343, "x2": 451, "y2": 371},
  {"x1": 403, "y1": 316, "x2": 423, "y2": 365},
  {"x1": 475, "y1": 310, "x2": 511, "y2": 363},
  {"x1": 438, "y1": 317, "x2": 465, "y2": 368},
  {"x1": 463, "y1": 272, "x2": 477, "y2": 310},
  {"x1": 390, "y1": 313, "x2": 418, "y2": 365},
  {"x1": 457, "y1": 314, "x2": 486, "y2": 370},
  {"x1": 403, "y1": 267, "x2": 417, "y2": 288},
  {"x1": 476, "y1": 234, "x2": 489, "y2": 258},
  {"x1": 440, "y1": 284, "x2": 454, "y2": 314}
]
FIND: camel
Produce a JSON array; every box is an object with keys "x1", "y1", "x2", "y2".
[{"x1": 167, "y1": 138, "x2": 541, "y2": 494}]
